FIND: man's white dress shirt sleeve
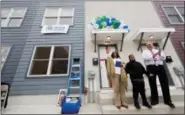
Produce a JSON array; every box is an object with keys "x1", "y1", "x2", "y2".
[{"x1": 159, "y1": 50, "x2": 166, "y2": 61}]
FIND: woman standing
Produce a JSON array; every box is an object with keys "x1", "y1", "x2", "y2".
[{"x1": 106, "y1": 51, "x2": 128, "y2": 109}]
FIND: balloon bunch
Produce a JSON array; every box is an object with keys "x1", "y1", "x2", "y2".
[{"x1": 89, "y1": 16, "x2": 129, "y2": 30}]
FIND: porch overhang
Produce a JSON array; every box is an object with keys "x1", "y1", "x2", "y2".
[
  {"x1": 132, "y1": 28, "x2": 176, "y2": 51},
  {"x1": 91, "y1": 29, "x2": 129, "y2": 52}
]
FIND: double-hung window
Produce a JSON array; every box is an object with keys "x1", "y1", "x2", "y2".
[
  {"x1": 1, "y1": 46, "x2": 11, "y2": 72},
  {"x1": 1, "y1": 8, "x2": 27, "y2": 27},
  {"x1": 28, "y1": 45, "x2": 71, "y2": 77},
  {"x1": 162, "y1": 6, "x2": 184, "y2": 24},
  {"x1": 42, "y1": 7, "x2": 74, "y2": 26}
]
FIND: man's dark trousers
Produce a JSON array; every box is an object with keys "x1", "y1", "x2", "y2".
[
  {"x1": 131, "y1": 79, "x2": 148, "y2": 105},
  {"x1": 146, "y1": 65, "x2": 172, "y2": 105}
]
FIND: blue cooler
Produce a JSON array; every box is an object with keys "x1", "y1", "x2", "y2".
[{"x1": 61, "y1": 97, "x2": 81, "y2": 114}]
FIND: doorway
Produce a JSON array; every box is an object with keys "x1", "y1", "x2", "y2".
[{"x1": 98, "y1": 44, "x2": 118, "y2": 89}]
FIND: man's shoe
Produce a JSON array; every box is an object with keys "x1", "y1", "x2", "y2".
[
  {"x1": 165, "y1": 102, "x2": 175, "y2": 108},
  {"x1": 151, "y1": 102, "x2": 158, "y2": 106},
  {"x1": 134, "y1": 103, "x2": 141, "y2": 110},
  {"x1": 143, "y1": 103, "x2": 152, "y2": 109}
]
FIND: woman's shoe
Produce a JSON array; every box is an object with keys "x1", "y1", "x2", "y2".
[
  {"x1": 122, "y1": 105, "x2": 128, "y2": 109},
  {"x1": 116, "y1": 105, "x2": 121, "y2": 109}
]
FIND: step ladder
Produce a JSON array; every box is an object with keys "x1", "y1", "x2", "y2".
[
  {"x1": 1, "y1": 83, "x2": 10, "y2": 113},
  {"x1": 67, "y1": 58, "x2": 82, "y2": 101}
]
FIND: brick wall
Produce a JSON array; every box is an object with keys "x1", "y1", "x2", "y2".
[{"x1": 153, "y1": 0, "x2": 184, "y2": 66}]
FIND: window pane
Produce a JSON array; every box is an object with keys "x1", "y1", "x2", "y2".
[
  {"x1": 53, "y1": 46, "x2": 69, "y2": 58},
  {"x1": 61, "y1": 8, "x2": 74, "y2": 16},
  {"x1": 11, "y1": 8, "x2": 26, "y2": 17},
  {"x1": 8, "y1": 18, "x2": 22, "y2": 27},
  {"x1": 1, "y1": 9, "x2": 10, "y2": 18},
  {"x1": 34, "y1": 47, "x2": 51, "y2": 59},
  {"x1": 177, "y1": 7, "x2": 184, "y2": 16},
  {"x1": 51, "y1": 60, "x2": 68, "y2": 74},
  {"x1": 30, "y1": 61, "x2": 49, "y2": 75},
  {"x1": 59, "y1": 17, "x2": 73, "y2": 25},
  {"x1": 1, "y1": 18, "x2": 6, "y2": 27},
  {"x1": 168, "y1": 15, "x2": 183, "y2": 23},
  {"x1": 164, "y1": 7, "x2": 178, "y2": 15},
  {"x1": 44, "y1": 17, "x2": 57, "y2": 25},
  {"x1": 45, "y1": 8, "x2": 59, "y2": 17}
]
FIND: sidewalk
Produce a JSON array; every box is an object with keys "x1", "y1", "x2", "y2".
[
  {"x1": 2, "y1": 95, "x2": 102, "y2": 114},
  {"x1": 79, "y1": 103, "x2": 102, "y2": 114}
]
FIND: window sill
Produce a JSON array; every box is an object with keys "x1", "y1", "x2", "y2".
[
  {"x1": 27, "y1": 74, "x2": 69, "y2": 78},
  {"x1": 39, "y1": 24, "x2": 74, "y2": 28},
  {"x1": 169, "y1": 23, "x2": 184, "y2": 25}
]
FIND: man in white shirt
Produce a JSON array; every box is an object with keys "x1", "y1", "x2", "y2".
[{"x1": 142, "y1": 41, "x2": 175, "y2": 108}]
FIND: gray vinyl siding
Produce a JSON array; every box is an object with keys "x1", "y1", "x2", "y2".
[
  {"x1": 5, "y1": 0, "x2": 85, "y2": 95},
  {"x1": 1, "y1": 0, "x2": 38, "y2": 86}
]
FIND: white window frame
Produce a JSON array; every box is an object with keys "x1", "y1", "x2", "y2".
[
  {"x1": 41, "y1": 7, "x2": 75, "y2": 26},
  {"x1": 1, "y1": 7, "x2": 28, "y2": 28},
  {"x1": 27, "y1": 45, "x2": 71, "y2": 77},
  {"x1": 162, "y1": 5, "x2": 184, "y2": 25},
  {"x1": 1, "y1": 46, "x2": 11, "y2": 71},
  {"x1": 181, "y1": 42, "x2": 184, "y2": 49}
]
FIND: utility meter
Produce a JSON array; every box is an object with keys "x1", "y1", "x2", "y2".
[{"x1": 88, "y1": 71, "x2": 95, "y2": 79}]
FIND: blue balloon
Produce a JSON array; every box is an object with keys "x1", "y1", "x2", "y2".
[
  {"x1": 96, "y1": 19, "x2": 101, "y2": 25},
  {"x1": 106, "y1": 18, "x2": 111, "y2": 26},
  {"x1": 123, "y1": 25, "x2": 128, "y2": 29},
  {"x1": 111, "y1": 17, "x2": 116, "y2": 22}
]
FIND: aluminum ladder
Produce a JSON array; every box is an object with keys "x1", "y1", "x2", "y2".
[{"x1": 66, "y1": 58, "x2": 82, "y2": 101}]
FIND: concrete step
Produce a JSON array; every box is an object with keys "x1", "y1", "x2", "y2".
[
  {"x1": 99, "y1": 88, "x2": 184, "y2": 105},
  {"x1": 101, "y1": 102, "x2": 184, "y2": 114}
]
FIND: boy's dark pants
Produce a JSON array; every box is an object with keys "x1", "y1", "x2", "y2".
[{"x1": 131, "y1": 78, "x2": 148, "y2": 105}]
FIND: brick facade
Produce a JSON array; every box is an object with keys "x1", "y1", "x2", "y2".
[{"x1": 153, "y1": 0, "x2": 184, "y2": 66}]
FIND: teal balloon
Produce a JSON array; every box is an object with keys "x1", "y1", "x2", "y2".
[
  {"x1": 112, "y1": 20, "x2": 117, "y2": 25},
  {"x1": 102, "y1": 16, "x2": 107, "y2": 21},
  {"x1": 99, "y1": 24, "x2": 103, "y2": 29}
]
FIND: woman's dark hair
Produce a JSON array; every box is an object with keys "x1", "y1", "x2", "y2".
[{"x1": 111, "y1": 51, "x2": 120, "y2": 59}]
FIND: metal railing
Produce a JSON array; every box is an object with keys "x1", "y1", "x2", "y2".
[{"x1": 173, "y1": 67, "x2": 184, "y2": 89}]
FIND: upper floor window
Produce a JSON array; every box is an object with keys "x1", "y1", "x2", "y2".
[
  {"x1": 181, "y1": 42, "x2": 184, "y2": 49},
  {"x1": 27, "y1": 45, "x2": 71, "y2": 77},
  {"x1": 42, "y1": 7, "x2": 75, "y2": 26},
  {"x1": 162, "y1": 6, "x2": 184, "y2": 24},
  {"x1": 1, "y1": 8, "x2": 27, "y2": 27},
  {"x1": 1, "y1": 46, "x2": 11, "y2": 71}
]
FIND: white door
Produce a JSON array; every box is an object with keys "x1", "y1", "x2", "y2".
[{"x1": 99, "y1": 45, "x2": 116, "y2": 88}]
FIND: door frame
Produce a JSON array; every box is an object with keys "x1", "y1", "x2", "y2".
[{"x1": 98, "y1": 44, "x2": 118, "y2": 89}]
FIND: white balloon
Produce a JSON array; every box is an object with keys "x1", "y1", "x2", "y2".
[
  {"x1": 94, "y1": 24, "x2": 99, "y2": 29},
  {"x1": 91, "y1": 19, "x2": 96, "y2": 25}
]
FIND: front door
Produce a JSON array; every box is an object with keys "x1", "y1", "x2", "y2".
[{"x1": 98, "y1": 45, "x2": 117, "y2": 88}]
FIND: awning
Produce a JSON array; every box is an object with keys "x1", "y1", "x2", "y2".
[
  {"x1": 91, "y1": 29, "x2": 129, "y2": 52},
  {"x1": 132, "y1": 28, "x2": 176, "y2": 51}
]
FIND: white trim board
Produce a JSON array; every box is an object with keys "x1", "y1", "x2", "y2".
[
  {"x1": 92, "y1": 29, "x2": 129, "y2": 34},
  {"x1": 132, "y1": 28, "x2": 175, "y2": 41}
]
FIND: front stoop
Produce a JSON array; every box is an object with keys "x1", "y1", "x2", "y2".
[
  {"x1": 102, "y1": 102, "x2": 184, "y2": 114},
  {"x1": 98, "y1": 88, "x2": 184, "y2": 114}
]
